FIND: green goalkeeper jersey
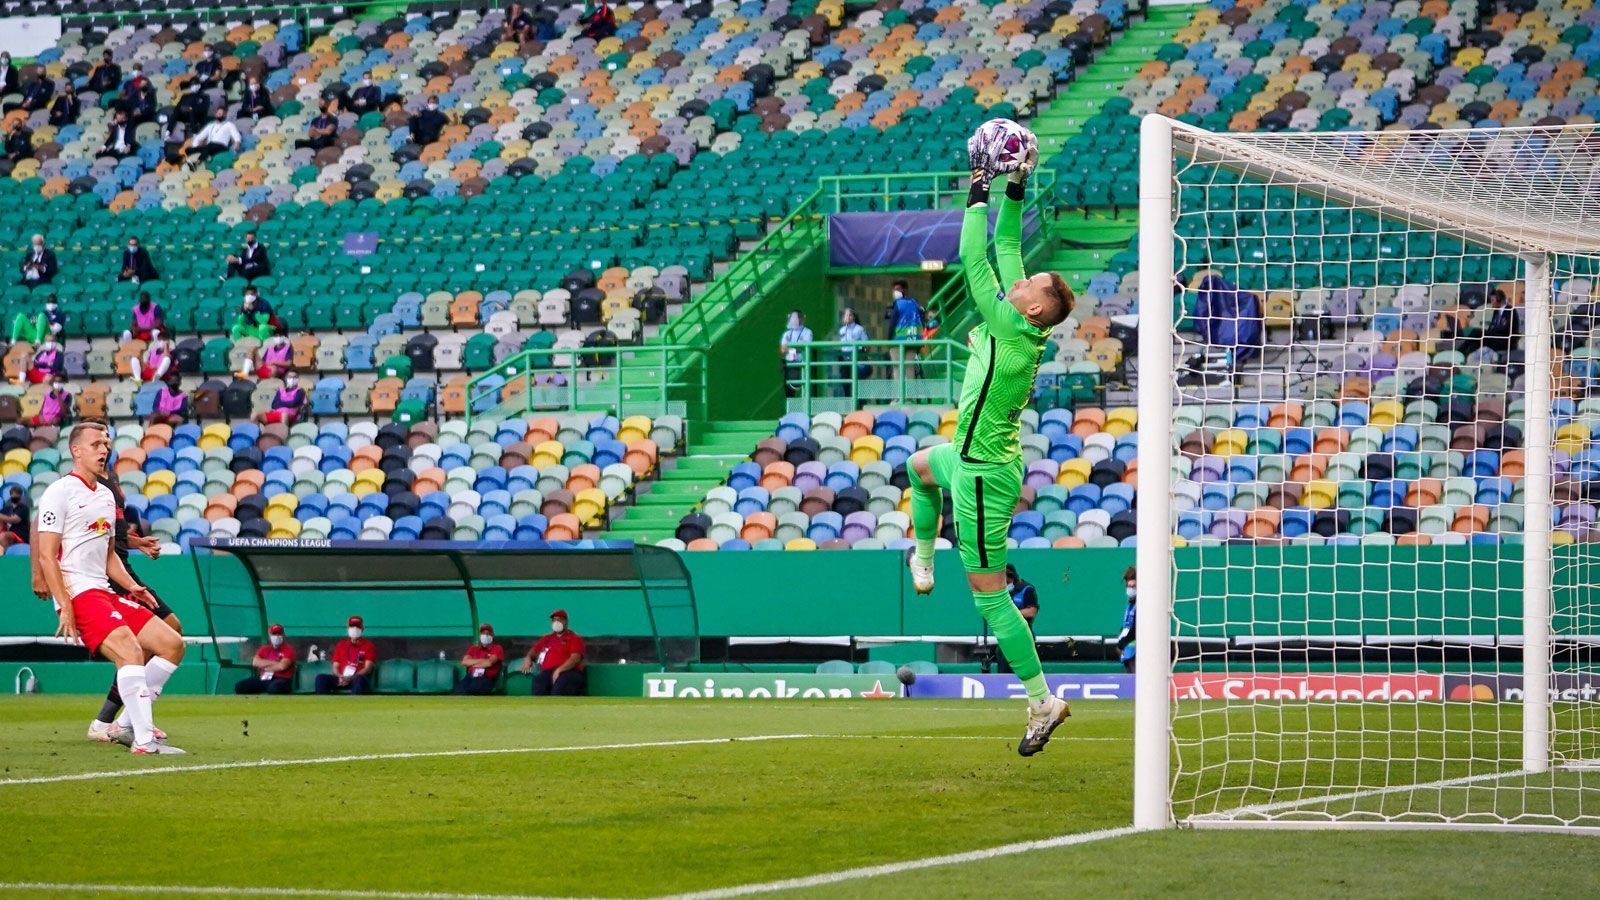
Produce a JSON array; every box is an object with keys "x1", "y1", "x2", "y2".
[{"x1": 952, "y1": 192, "x2": 1050, "y2": 466}]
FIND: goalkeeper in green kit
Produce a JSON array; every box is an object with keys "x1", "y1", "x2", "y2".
[{"x1": 906, "y1": 121, "x2": 1075, "y2": 756}]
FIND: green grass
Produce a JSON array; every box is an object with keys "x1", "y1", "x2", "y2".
[{"x1": 0, "y1": 696, "x2": 1594, "y2": 899}]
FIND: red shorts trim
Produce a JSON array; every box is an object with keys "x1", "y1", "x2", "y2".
[
  {"x1": 71, "y1": 588, "x2": 155, "y2": 656},
  {"x1": 260, "y1": 408, "x2": 297, "y2": 424}
]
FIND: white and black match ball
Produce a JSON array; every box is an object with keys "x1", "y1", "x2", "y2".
[
  {"x1": 896, "y1": 665, "x2": 917, "y2": 686},
  {"x1": 969, "y1": 118, "x2": 1032, "y2": 173}
]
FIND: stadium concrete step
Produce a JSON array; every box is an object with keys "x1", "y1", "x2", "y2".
[{"x1": 600, "y1": 418, "x2": 775, "y2": 543}]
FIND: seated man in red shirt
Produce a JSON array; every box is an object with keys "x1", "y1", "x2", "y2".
[
  {"x1": 235, "y1": 623, "x2": 296, "y2": 694},
  {"x1": 314, "y1": 615, "x2": 377, "y2": 695},
  {"x1": 454, "y1": 622, "x2": 504, "y2": 695},
  {"x1": 520, "y1": 609, "x2": 586, "y2": 696}
]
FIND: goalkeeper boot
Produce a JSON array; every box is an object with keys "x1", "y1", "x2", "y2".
[
  {"x1": 1018, "y1": 696, "x2": 1071, "y2": 758},
  {"x1": 908, "y1": 551, "x2": 935, "y2": 595}
]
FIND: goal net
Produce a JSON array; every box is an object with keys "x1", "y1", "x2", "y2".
[{"x1": 1134, "y1": 118, "x2": 1600, "y2": 833}]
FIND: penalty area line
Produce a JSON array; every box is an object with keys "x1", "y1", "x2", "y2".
[
  {"x1": 0, "y1": 734, "x2": 817, "y2": 787},
  {"x1": 655, "y1": 826, "x2": 1142, "y2": 899},
  {"x1": 0, "y1": 885, "x2": 574, "y2": 900}
]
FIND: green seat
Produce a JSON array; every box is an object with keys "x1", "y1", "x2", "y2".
[
  {"x1": 815, "y1": 660, "x2": 853, "y2": 674},
  {"x1": 857, "y1": 660, "x2": 895, "y2": 675},
  {"x1": 379, "y1": 354, "x2": 412, "y2": 380},
  {"x1": 376, "y1": 659, "x2": 417, "y2": 693},
  {"x1": 296, "y1": 660, "x2": 331, "y2": 693},
  {"x1": 414, "y1": 659, "x2": 459, "y2": 694}
]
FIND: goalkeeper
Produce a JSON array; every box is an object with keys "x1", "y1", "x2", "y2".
[{"x1": 905, "y1": 123, "x2": 1074, "y2": 756}]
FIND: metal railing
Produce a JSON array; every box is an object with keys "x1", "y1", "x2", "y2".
[
  {"x1": 817, "y1": 170, "x2": 1057, "y2": 216},
  {"x1": 465, "y1": 343, "x2": 703, "y2": 425},
  {"x1": 780, "y1": 339, "x2": 972, "y2": 413}
]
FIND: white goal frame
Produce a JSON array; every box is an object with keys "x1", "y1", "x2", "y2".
[{"x1": 1131, "y1": 114, "x2": 1598, "y2": 833}]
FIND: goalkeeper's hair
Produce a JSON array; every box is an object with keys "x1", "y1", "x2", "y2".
[{"x1": 1037, "y1": 272, "x2": 1074, "y2": 328}]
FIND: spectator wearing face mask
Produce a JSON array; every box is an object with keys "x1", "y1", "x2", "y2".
[
  {"x1": 147, "y1": 372, "x2": 189, "y2": 427},
  {"x1": 520, "y1": 610, "x2": 586, "y2": 696},
  {"x1": 117, "y1": 236, "x2": 159, "y2": 284},
  {"x1": 11, "y1": 293, "x2": 65, "y2": 345},
  {"x1": 19, "y1": 234, "x2": 57, "y2": 286},
  {"x1": 1116, "y1": 566, "x2": 1137, "y2": 673},
  {"x1": 236, "y1": 624, "x2": 296, "y2": 694},
  {"x1": 409, "y1": 95, "x2": 448, "y2": 147},
  {"x1": 348, "y1": 71, "x2": 386, "y2": 114},
  {"x1": 193, "y1": 45, "x2": 234, "y2": 93},
  {"x1": 241, "y1": 333, "x2": 293, "y2": 380},
  {"x1": 779, "y1": 310, "x2": 812, "y2": 398},
  {"x1": 886, "y1": 280, "x2": 924, "y2": 341},
  {"x1": 128, "y1": 331, "x2": 173, "y2": 383},
  {"x1": 995, "y1": 564, "x2": 1039, "y2": 674},
  {"x1": 49, "y1": 82, "x2": 80, "y2": 127},
  {"x1": 186, "y1": 106, "x2": 241, "y2": 169},
  {"x1": 316, "y1": 616, "x2": 378, "y2": 694},
  {"x1": 19, "y1": 337, "x2": 65, "y2": 386},
  {"x1": 835, "y1": 306, "x2": 871, "y2": 392},
  {"x1": 28, "y1": 379, "x2": 72, "y2": 428},
  {"x1": 455, "y1": 623, "x2": 505, "y2": 695},
  {"x1": 87, "y1": 50, "x2": 120, "y2": 95},
  {"x1": 123, "y1": 292, "x2": 165, "y2": 342},
  {"x1": 240, "y1": 77, "x2": 273, "y2": 119},
  {"x1": 4, "y1": 117, "x2": 33, "y2": 163},
  {"x1": 0, "y1": 483, "x2": 29, "y2": 548},
  {"x1": 0, "y1": 52, "x2": 13, "y2": 96},
  {"x1": 224, "y1": 230, "x2": 270, "y2": 282},
  {"x1": 230, "y1": 287, "x2": 277, "y2": 340},
  {"x1": 256, "y1": 371, "x2": 307, "y2": 426}
]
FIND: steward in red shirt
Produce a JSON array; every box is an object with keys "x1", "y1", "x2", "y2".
[
  {"x1": 314, "y1": 615, "x2": 378, "y2": 695},
  {"x1": 235, "y1": 623, "x2": 296, "y2": 694},
  {"x1": 455, "y1": 623, "x2": 504, "y2": 695},
  {"x1": 520, "y1": 609, "x2": 586, "y2": 696}
]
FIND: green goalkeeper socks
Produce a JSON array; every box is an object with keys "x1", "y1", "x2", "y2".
[
  {"x1": 909, "y1": 478, "x2": 942, "y2": 562},
  {"x1": 974, "y1": 588, "x2": 1050, "y2": 702}
]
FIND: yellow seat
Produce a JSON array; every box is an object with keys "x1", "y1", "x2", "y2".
[
  {"x1": 1213, "y1": 429, "x2": 1248, "y2": 457},
  {"x1": 849, "y1": 435, "x2": 884, "y2": 465},
  {"x1": 938, "y1": 409, "x2": 959, "y2": 440},
  {"x1": 784, "y1": 537, "x2": 818, "y2": 550},
  {"x1": 532, "y1": 439, "x2": 564, "y2": 469},
  {"x1": 1104, "y1": 407, "x2": 1138, "y2": 437},
  {"x1": 572, "y1": 487, "x2": 607, "y2": 526},
  {"x1": 1370, "y1": 399, "x2": 1405, "y2": 429},
  {"x1": 143, "y1": 470, "x2": 177, "y2": 497},
  {"x1": 1303, "y1": 480, "x2": 1337, "y2": 509},
  {"x1": 200, "y1": 423, "x2": 231, "y2": 450},
  {"x1": 1555, "y1": 422, "x2": 1589, "y2": 453},
  {"x1": 1058, "y1": 458, "x2": 1093, "y2": 488},
  {"x1": 268, "y1": 518, "x2": 303, "y2": 539},
  {"x1": 617, "y1": 415, "x2": 652, "y2": 444}
]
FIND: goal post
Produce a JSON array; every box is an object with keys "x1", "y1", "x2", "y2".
[{"x1": 1135, "y1": 115, "x2": 1600, "y2": 832}]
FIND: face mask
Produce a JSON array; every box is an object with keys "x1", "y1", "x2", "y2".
[
  {"x1": 128, "y1": 244, "x2": 137, "y2": 251},
  {"x1": 479, "y1": 634, "x2": 493, "y2": 646},
  {"x1": 32, "y1": 243, "x2": 42, "y2": 251},
  {"x1": 788, "y1": 315, "x2": 800, "y2": 329},
  {"x1": 551, "y1": 620, "x2": 566, "y2": 634},
  {"x1": 45, "y1": 301, "x2": 56, "y2": 310},
  {"x1": 51, "y1": 383, "x2": 63, "y2": 392},
  {"x1": 269, "y1": 635, "x2": 284, "y2": 647},
  {"x1": 363, "y1": 77, "x2": 373, "y2": 86},
  {"x1": 428, "y1": 102, "x2": 439, "y2": 110},
  {"x1": 249, "y1": 82, "x2": 259, "y2": 90},
  {"x1": 285, "y1": 378, "x2": 298, "y2": 389},
  {"x1": 893, "y1": 290, "x2": 904, "y2": 299},
  {"x1": 348, "y1": 627, "x2": 362, "y2": 640},
  {"x1": 1126, "y1": 586, "x2": 1137, "y2": 599}
]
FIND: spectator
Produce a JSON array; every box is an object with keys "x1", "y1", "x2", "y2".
[
  {"x1": 19, "y1": 234, "x2": 57, "y2": 286},
  {"x1": 503, "y1": 3, "x2": 536, "y2": 42},
  {"x1": 577, "y1": 0, "x2": 617, "y2": 40},
  {"x1": 996, "y1": 563, "x2": 1039, "y2": 674},
  {"x1": 230, "y1": 287, "x2": 277, "y2": 340},
  {"x1": 48, "y1": 82, "x2": 80, "y2": 126},
  {"x1": 169, "y1": 79, "x2": 211, "y2": 139},
  {"x1": 315, "y1": 616, "x2": 378, "y2": 695},
  {"x1": 240, "y1": 333, "x2": 292, "y2": 380},
  {"x1": 409, "y1": 95, "x2": 448, "y2": 146},
  {"x1": 10, "y1": 293, "x2": 64, "y2": 344},
  {"x1": 193, "y1": 45, "x2": 232, "y2": 93},
  {"x1": 0, "y1": 484, "x2": 29, "y2": 549},
  {"x1": 19, "y1": 337, "x2": 64, "y2": 385},
  {"x1": 16, "y1": 74, "x2": 53, "y2": 115},
  {"x1": 87, "y1": 50, "x2": 121, "y2": 95},
  {"x1": 255, "y1": 371, "x2": 307, "y2": 425},
  {"x1": 28, "y1": 379, "x2": 72, "y2": 428},
  {"x1": 4, "y1": 118, "x2": 33, "y2": 163},
  {"x1": 520, "y1": 609, "x2": 587, "y2": 696},
  {"x1": 147, "y1": 371, "x2": 189, "y2": 427},
  {"x1": 455, "y1": 623, "x2": 505, "y2": 695},
  {"x1": 235, "y1": 624, "x2": 296, "y2": 695},
  {"x1": 185, "y1": 106, "x2": 241, "y2": 169},
  {"x1": 0, "y1": 52, "x2": 14, "y2": 97},
  {"x1": 295, "y1": 98, "x2": 339, "y2": 151},
  {"x1": 122, "y1": 68, "x2": 157, "y2": 124},
  {"x1": 1482, "y1": 289, "x2": 1523, "y2": 358},
  {"x1": 122, "y1": 292, "x2": 165, "y2": 342},
  {"x1": 779, "y1": 310, "x2": 812, "y2": 398},
  {"x1": 347, "y1": 72, "x2": 385, "y2": 115},
  {"x1": 98, "y1": 109, "x2": 138, "y2": 160},
  {"x1": 224, "y1": 230, "x2": 270, "y2": 281},
  {"x1": 1115, "y1": 566, "x2": 1136, "y2": 673},
  {"x1": 886, "y1": 280, "x2": 924, "y2": 341},
  {"x1": 117, "y1": 236, "x2": 159, "y2": 284},
  {"x1": 240, "y1": 77, "x2": 273, "y2": 119},
  {"x1": 129, "y1": 332, "x2": 173, "y2": 383},
  {"x1": 835, "y1": 306, "x2": 870, "y2": 391}
]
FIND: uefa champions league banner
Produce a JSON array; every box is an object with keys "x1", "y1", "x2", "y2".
[
  {"x1": 828, "y1": 208, "x2": 1039, "y2": 269},
  {"x1": 907, "y1": 674, "x2": 1136, "y2": 700}
]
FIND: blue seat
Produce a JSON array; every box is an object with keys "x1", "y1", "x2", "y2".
[
  {"x1": 1176, "y1": 510, "x2": 1212, "y2": 541},
  {"x1": 1281, "y1": 507, "x2": 1314, "y2": 538},
  {"x1": 776, "y1": 413, "x2": 809, "y2": 443},
  {"x1": 1101, "y1": 483, "x2": 1135, "y2": 515},
  {"x1": 1066, "y1": 483, "x2": 1102, "y2": 515},
  {"x1": 1048, "y1": 433, "x2": 1083, "y2": 462},
  {"x1": 872, "y1": 410, "x2": 907, "y2": 439},
  {"x1": 1369, "y1": 479, "x2": 1407, "y2": 508},
  {"x1": 807, "y1": 511, "x2": 843, "y2": 543},
  {"x1": 824, "y1": 462, "x2": 859, "y2": 492},
  {"x1": 514, "y1": 513, "x2": 550, "y2": 539},
  {"x1": 882, "y1": 435, "x2": 916, "y2": 468},
  {"x1": 734, "y1": 487, "x2": 769, "y2": 516},
  {"x1": 727, "y1": 461, "x2": 761, "y2": 492},
  {"x1": 1009, "y1": 510, "x2": 1043, "y2": 541}
]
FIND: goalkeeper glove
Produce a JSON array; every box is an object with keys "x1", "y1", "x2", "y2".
[{"x1": 1008, "y1": 130, "x2": 1039, "y2": 185}]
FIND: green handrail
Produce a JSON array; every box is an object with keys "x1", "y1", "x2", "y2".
[
  {"x1": 782, "y1": 339, "x2": 971, "y2": 412},
  {"x1": 465, "y1": 343, "x2": 705, "y2": 425}
]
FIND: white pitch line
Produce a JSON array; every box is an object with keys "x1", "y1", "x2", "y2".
[
  {"x1": 654, "y1": 826, "x2": 1142, "y2": 899},
  {"x1": 0, "y1": 884, "x2": 574, "y2": 900},
  {"x1": 0, "y1": 734, "x2": 816, "y2": 787}
]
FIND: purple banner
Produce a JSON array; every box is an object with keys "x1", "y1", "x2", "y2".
[
  {"x1": 907, "y1": 673, "x2": 1135, "y2": 700},
  {"x1": 1444, "y1": 673, "x2": 1600, "y2": 702},
  {"x1": 828, "y1": 208, "x2": 1038, "y2": 269}
]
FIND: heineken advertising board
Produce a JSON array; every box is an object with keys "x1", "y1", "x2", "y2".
[{"x1": 644, "y1": 674, "x2": 902, "y2": 699}]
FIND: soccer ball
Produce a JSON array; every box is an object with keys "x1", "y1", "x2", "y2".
[{"x1": 968, "y1": 118, "x2": 1033, "y2": 174}]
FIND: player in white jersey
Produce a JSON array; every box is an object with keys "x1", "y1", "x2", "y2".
[{"x1": 35, "y1": 421, "x2": 187, "y2": 754}]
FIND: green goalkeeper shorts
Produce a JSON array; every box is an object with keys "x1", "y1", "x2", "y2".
[{"x1": 926, "y1": 442, "x2": 1022, "y2": 574}]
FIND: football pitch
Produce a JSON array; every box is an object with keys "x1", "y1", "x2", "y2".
[{"x1": 0, "y1": 696, "x2": 1593, "y2": 899}]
